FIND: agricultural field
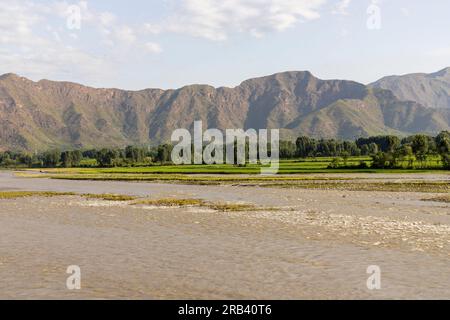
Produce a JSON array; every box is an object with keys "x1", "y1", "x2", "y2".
[
  {"x1": 23, "y1": 157, "x2": 447, "y2": 176},
  {"x1": 14, "y1": 157, "x2": 449, "y2": 193}
]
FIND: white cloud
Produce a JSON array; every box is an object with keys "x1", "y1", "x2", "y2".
[
  {"x1": 99, "y1": 12, "x2": 117, "y2": 27},
  {"x1": 115, "y1": 26, "x2": 137, "y2": 45},
  {"x1": 144, "y1": 42, "x2": 163, "y2": 54},
  {"x1": 143, "y1": 23, "x2": 162, "y2": 35},
  {"x1": 0, "y1": 1, "x2": 113, "y2": 81},
  {"x1": 0, "y1": 0, "x2": 339, "y2": 85},
  {"x1": 165, "y1": 0, "x2": 326, "y2": 41},
  {"x1": 0, "y1": 0, "x2": 163, "y2": 84},
  {"x1": 333, "y1": 0, "x2": 351, "y2": 15}
]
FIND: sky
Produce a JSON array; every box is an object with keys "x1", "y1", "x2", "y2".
[{"x1": 1, "y1": 0, "x2": 449, "y2": 90}]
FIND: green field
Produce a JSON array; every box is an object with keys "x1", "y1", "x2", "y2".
[
  {"x1": 17, "y1": 157, "x2": 447, "y2": 182},
  {"x1": 30, "y1": 156, "x2": 447, "y2": 175},
  {"x1": 13, "y1": 156, "x2": 449, "y2": 193}
]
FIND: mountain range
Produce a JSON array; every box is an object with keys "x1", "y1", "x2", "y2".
[
  {"x1": 370, "y1": 67, "x2": 450, "y2": 110},
  {"x1": 1, "y1": 68, "x2": 449, "y2": 152}
]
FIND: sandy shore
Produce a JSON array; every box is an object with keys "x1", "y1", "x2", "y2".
[{"x1": 0, "y1": 171, "x2": 448, "y2": 299}]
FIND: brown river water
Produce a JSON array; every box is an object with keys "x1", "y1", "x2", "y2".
[{"x1": 0, "y1": 171, "x2": 449, "y2": 299}]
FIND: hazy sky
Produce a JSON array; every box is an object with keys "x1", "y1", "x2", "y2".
[{"x1": 1, "y1": 0, "x2": 449, "y2": 90}]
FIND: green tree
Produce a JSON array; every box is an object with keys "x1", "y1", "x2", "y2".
[
  {"x1": 96, "y1": 148, "x2": 119, "y2": 167},
  {"x1": 125, "y1": 146, "x2": 145, "y2": 163},
  {"x1": 342, "y1": 141, "x2": 360, "y2": 156},
  {"x1": 155, "y1": 144, "x2": 173, "y2": 165},
  {"x1": 42, "y1": 149, "x2": 61, "y2": 167},
  {"x1": 395, "y1": 145, "x2": 414, "y2": 168},
  {"x1": 410, "y1": 135, "x2": 429, "y2": 168},
  {"x1": 411, "y1": 135, "x2": 429, "y2": 155},
  {"x1": 280, "y1": 140, "x2": 296, "y2": 159},
  {"x1": 368, "y1": 143, "x2": 379, "y2": 155},
  {"x1": 356, "y1": 136, "x2": 399, "y2": 153},
  {"x1": 296, "y1": 136, "x2": 317, "y2": 158},
  {"x1": 360, "y1": 144, "x2": 370, "y2": 156},
  {"x1": 61, "y1": 150, "x2": 82, "y2": 167},
  {"x1": 435, "y1": 131, "x2": 450, "y2": 152},
  {"x1": 442, "y1": 154, "x2": 450, "y2": 169},
  {"x1": 371, "y1": 152, "x2": 393, "y2": 169}
]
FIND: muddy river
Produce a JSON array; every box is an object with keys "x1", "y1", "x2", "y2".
[{"x1": 0, "y1": 171, "x2": 448, "y2": 299}]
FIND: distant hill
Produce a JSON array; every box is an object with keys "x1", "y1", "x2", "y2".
[
  {"x1": 0, "y1": 70, "x2": 449, "y2": 151},
  {"x1": 370, "y1": 67, "x2": 450, "y2": 110}
]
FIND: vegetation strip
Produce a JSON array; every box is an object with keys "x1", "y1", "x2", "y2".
[
  {"x1": 18, "y1": 172, "x2": 449, "y2": 193},
  {"x1": 82, "y1": 194, "x2": 137, "y2": 201},
  {"x1": 0, "y1": 191, "x2": 272, "y2": 212},
  {"x1": 132, "y1": 198, "x2": 273, "y2": 212},
  {"x1": 1, "y1": 132, "x2": 449, "y2": 171},
  {"x1": 260, "y1": 181, "x2": 450, "y2": 193},
  {"x1": 0, "y1": 191, "x2": 135, "y2": 201},
  {"x1": 421, "y1": 195, "x2": 450, "y2": 203},
  {"x1": 0, "y1": 191, "x2": 76, "y2": 199}
]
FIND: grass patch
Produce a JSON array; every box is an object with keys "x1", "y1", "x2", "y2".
[
  {"x1": 263, "y1": 181, "x2": 450, "y2": 193},
  {"x1": 0, "y1": 191, "x2": 265, "y2": 212},
  {"x1": 82, "y1": 194, "x2": 137, "y2": 201},
  {"x1": 0, "y1": 191, "x2": 135, "y2": 201},
  {"x1": 0, "y1": 191, "x2": 76, "y2": 199},
  {"x1": 0, "y1": 190, "x2": 275, "y2": 211},
  {"x1": 44, "y1": 174, "x2": 356, "y2": 184},
  {"x1": 16, "y1": 171, "x2": 449, "y2": 193},
  {"x1": 132, "y1": 198, "x2": 273, "y2": 212},
  {"x1": 133, "y1": 198, "x2": 204, "y2": 207},
  {"x1": 421, "y1": 195, "x2": 450, "y2": 203},
  {"x1": 206, "y1": 202, "x2": 260, "y2": 212}
]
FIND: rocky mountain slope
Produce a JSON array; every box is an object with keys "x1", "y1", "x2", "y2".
[
  {"x1": 371, "y1": 67, "x2": 450, "y2": 110},
  {"x1": 0, "y1": 71, "x2": 449, "y2": 151}
]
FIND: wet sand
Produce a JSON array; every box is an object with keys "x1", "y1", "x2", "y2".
[{"x1": 0, "y1": 171, "x2": 449, "y2": 299}]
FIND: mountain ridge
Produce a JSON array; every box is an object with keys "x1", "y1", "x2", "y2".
[
  {"x1": 370, "y1": 67, "x2": 450, "y2": 110},
  {"x1": 0, "y1": 69, "x2": 449, "y2": 152}
]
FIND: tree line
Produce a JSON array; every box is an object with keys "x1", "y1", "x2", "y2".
[
  {"x1": 0, "y1": 131, "x2": 449, "y2": 169},
  {"x1": 292, "y1": 132, "x2": 449, "y2": 169}
]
